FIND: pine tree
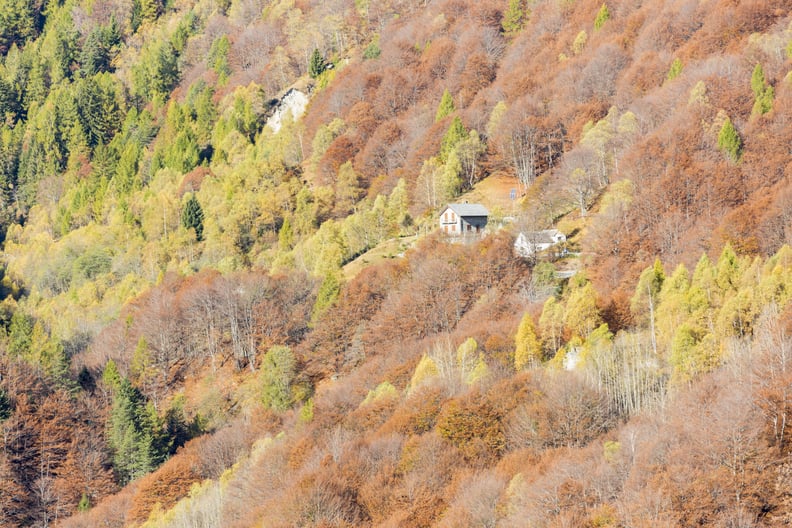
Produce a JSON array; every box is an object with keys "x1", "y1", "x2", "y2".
[
  {"x1": 181, "y1": 193, "x2": 204, "y2": 241},
  {"x1": 309, "y1": 48, "x2": 326, "y2": 79}
]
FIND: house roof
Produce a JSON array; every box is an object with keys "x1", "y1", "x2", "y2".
[
  {"x1": 445, "y1": 203, "x2": 489, "y2": 217},
  {"x1": 519, "y1": 229, "x2": 565, "y2": 244}
]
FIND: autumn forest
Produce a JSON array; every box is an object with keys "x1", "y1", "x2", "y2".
[{"x1": 0, "y1": 0, "x2": 791, "y2": 526}]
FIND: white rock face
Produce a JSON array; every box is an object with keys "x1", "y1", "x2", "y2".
[{"x1": 266, "y1": 89, "x2": 309, "y2": 133}]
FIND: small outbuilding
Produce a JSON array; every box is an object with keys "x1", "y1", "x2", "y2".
[{"x1": 439, "y1": 203, "x2": 489, "y2": 236}]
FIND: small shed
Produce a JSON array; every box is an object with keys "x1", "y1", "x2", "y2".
[
  {"x1": 514, "y1": 229, "x2": 566, "y2": 257},
  {"x1": 439, "y1": 203, "x2": 489, "y2": 236}
]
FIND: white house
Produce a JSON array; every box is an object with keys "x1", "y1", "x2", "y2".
[
  {"x1": 439, "y1": 203, "x2": 488, "y2": 236},
  {"x1": 514, "y1": 229, "x2": 566, "y2": 257}
]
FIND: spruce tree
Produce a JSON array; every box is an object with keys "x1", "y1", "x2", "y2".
[
  {"x1": 309, "y1": 48, "x2": 326, "y2": 79},
  {"x1": 0, "y1": 386, "x2": 11, "y2": 421},
  {"x1": 181, "y1": 193, "x2": 204, "y2": 241}
]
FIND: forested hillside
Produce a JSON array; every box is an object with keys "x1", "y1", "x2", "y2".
[{"x1": 0, "y1": 0, "x2": 791, "y2": 525}]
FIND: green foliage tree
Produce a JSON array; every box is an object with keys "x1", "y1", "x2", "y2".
[
  {"x1": 132, "y1": 39, "x2": 180, "y2": 102},
  {"x1": 501, "y1": 0, "x2": 525, "y2": 36},
  {"x1": 77, "y1": 492, "x2": 90, "y2": 512},
  {"x1": 308, "y1": 48, "x2": 326, "y2": 79},
  {"x1": 572, "y1": 30, "x2": 587, "y2": 55},
  {"x1": 363, "y1": 36, "x2": 380, "y2": 59},
  {"x1": 75, "y1": 74, "x2": 124, "y2": 148},
  {"x1": 79, "y1": 18, "x2": 121, "y2": 76},
  {"x1": 435, "y1": 89, "x2": 455, "y2": 122},
  {"x1": 109, "y1": 378, "x2": 168, "y2": 484},
  {"x1": 666, "y1": 58, "x2": 683, "y2": 81},
  {"x1": 439, "y1": 116, "x2": 468, "y2": 163},
  {"x1": 102, "y1": 359, "x2": 122, "y2": 392},
  {"x1": 0, "y1": 386, "x2": 12, "y2": 421},
  {"x1": 515, "y1": 312, "x2": 543, "y2": 370},
  {"x1": 594, "y1": 4, "x2": 610, "y2": 31},
  {"x1": 260, "y1": 345, "x2": 296, "y2": 411},
  {"x1": 717, "y1": 116, "x2": 741, "y2": 163},
  {"x1": 751, "y1": 64, "x2": 774, "y2": 116},
  {"x1": 132, "y1": 0, "x2": 164, "y2": 31},
  {"x1": 0, "y1": 0, "x2": 37, "y2": 52},
  {"x1": 311, "y1": 270, "x2": 342, "y2": 324},
  {"x1": 7, "y1": 309, "x2": 32, "y2": 357},
  {"x1": 208, "y1": 35, "x2": 231, "y2": 84},
  {"x1": 181, "y1": 193, "x2": 204, "y2": 241}
]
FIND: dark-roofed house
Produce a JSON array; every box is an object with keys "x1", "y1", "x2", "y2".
[{"x1": 439, "y1": 203, "x2": 488, "y2": 236}]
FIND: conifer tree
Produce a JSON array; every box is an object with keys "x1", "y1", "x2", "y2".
[
  {"x1": 501, "y1": 0, "x2": 524, "y2": 36},
  {"x1": 309, "y1": 48, "x2": 326, "y2": 79},
  {"x1": 181, "y1": 193, "x2": 204, "y2": 241},
  {"x1": 435, "y1": 89, "x2": 455, "y2": 122},
  {"x1": 717, "y1": 116, "x2": 741, "y2": 162},
  {"x1": 594, "y1": 4, "x2": 610, "y2": 30},
  {"x1": 0, "y1": 386, "x2": 11, "y2": 421},
  {"x1": 666, "y1": 58, "x2": 683, "y2": 81},
  {"x1": 260, "y1": 345, "x2": 296, "y2": 411},
  {"x1": 439, "y1": 116, "x2": 468, "y2": 163},
  {"x1": 751, "y1": 64, "x2": 774, "y2": 116}
]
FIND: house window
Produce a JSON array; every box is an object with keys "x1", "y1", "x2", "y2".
[
  {"x1": 451, "y1": 212, "x2": 456, "y2": 221},
  {"x1": 444, "y1": 212, "x2": 448, "y2": 222},
  {"x1": 452, "y1": 224, "x2": 456, "y2": 232},
  {"x1": 467, "y1": 224, "x2": 472, "y2": 232}
]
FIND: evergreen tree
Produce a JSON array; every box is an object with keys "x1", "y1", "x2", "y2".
[
  {"x1": 435, "y1": 89, "x2": 455, "y2": 122},
  {"x1": 439, "y1": 116, "x2": 468, "y2": 163},
  {"x1": 181, "y1": 193, "x2": 204, "y2": 241},
  {"x1": 717, "y1": 116, "x2": 741, "y2": 162},
  {"x1": 7, "y1": 310, "x2": 33, "y2": 357},
  {"x1": 311, "y1": 270, "x2": 342, "y2": 324},
  {"x1": 308, "y1": 48, "x2": 326, "y2": 79},
  {"x1": 260, "y1": 345, "x2": 296, "y2": 411},
  {"x1": 751, "y1": 64, "x2": 774, "y2": 116},
  {"x1": 0, "y1": 386, "x2": 12, "y2": 421},
  {"x1": 666, "y1": 58, "x2": 683, "y2": 81},
  {"x1": 208, "y1": 35, "x2": 231, "y2": 84},
  {"x1": 109, "y1": 378, "x2": 167, "y2": 484},
  {"x1": 501, "y1": 0, "x2": 524, "y2": 36},
  {"x1": 77, "y1": 493, "x2": 90, "y2": 512},
  {"x1": 594, "y1": 4, "x2": 610, "y2": 30}
]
